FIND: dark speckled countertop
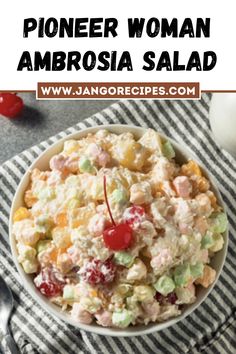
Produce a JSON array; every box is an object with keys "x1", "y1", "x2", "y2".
[{"x1": 0, "y1": 93, "x2": 116, "y2": 165}]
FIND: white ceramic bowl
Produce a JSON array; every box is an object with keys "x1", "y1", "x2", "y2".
[{"x1": 9, "y1": 124, "x2": 228, "y2": 337}]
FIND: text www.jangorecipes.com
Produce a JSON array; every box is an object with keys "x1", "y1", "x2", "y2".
[{"x1": 37, "y1": 82, "x2": 200, "y2": 99}]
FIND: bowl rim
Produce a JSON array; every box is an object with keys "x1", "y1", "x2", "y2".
[{"x1": 9, "y1": 124, "x2": 229, "y2": 337}]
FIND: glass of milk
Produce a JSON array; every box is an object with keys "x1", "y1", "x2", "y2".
[{"x1": 209, "y1": 93, "x2": 236, "y2": 158}]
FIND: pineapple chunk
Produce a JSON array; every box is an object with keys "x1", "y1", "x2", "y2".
[
  {"x1": 63, "y1": 139, "x2": 80, "y2": 155},
  {"x1": 52, "y1": 227, "x2": 72, "y2": 248},
  {"x1": 68, "y1": 203, "x2": 96, "y2": 228},
  {"x1": 13, "y1": 207, "x2": 31, "y2": 222},
  {"x1": 139, "y1": 129, "x2": 163, "y2": 154},
  {"x1": 24, "y1": 189, "x2": 38, "y2": 207},
  {"x1": 112, "y1": 140, "x2": 148, "y2": 171}
]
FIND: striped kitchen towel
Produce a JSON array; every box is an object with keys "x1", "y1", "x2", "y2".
[{"x1": 0, "y1": 94, "x2": 236, "y2": 354}]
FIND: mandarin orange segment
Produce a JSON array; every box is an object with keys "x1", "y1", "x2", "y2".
[
  {"x1": 13, "y1": 207, "x2": 31, "y2": 222},
  {"x1": 49, "y1": 247, "x2": 58, "y2": 263},
  {"x1": 181, "y1": 160, "x2": 202, "y2": 177},
  {"x1": 71, "y1": 220, "x2": 81, "y2": 228},
  {"x1": 195, "y1": 265, "x2": 216, "y2": 288},
  {"x1": 192, "y1": 176, "x2": 210, "y2": 196},
  {"x1": 24, "y1": 190, "x2": 38, "y2": 207},
  {"x1": 198, "y1": 176, "x2": 210, "y2": 193},
  {"x1": 207, "y1": 191, "x2": 219, "y2": 210},
  {"x1": 57, "y1": 246, "x2": 72, "y2": 256},
  {"x1": 31, "y1": 168, "x2": 48, "y2": 181},
  {"x1": 55, "y1": 213, "x2": 68, "y2": 227},
  {"x1": 152, "y1": 182, "x2": 164, "y2": 195},
  {"x1": 90, "y1": 290, "x2": 98, "y2": 297}
]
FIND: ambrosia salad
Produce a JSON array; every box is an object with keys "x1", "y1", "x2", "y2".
[{"x1": 13, "y1": 129, "x2": 227, "y2": 328}]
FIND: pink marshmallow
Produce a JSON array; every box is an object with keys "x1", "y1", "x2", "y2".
[
  {"x1": 88, "y1": 143, "x2": 101, "y2": 158},
  {"x1": 87, "y1": 143, "x2": 110, "y2": 167},
  {"x1": 65, "y1": 155, "x2": 80, "y2": 173},
  {"x1": 142, "y1": 300, "x2": 160, "y2": 320},
  {"x1": 71, "y1": 303, "x2": 93, "y2": 324},
  {"x1": 179, "y1": 222, "x2": 192, "y2": 235},
  {"x1": 173, "y1": 176, "x2": 192, "y2": 198},
  {"x1": 95, "y1": 310, "x2": 113, "y2": 327},
  {"x1": 194, "y1": 217, "x2": 208, "y2": 235},
  {"x1": 97, "y1": 151, "x2": 110, "y2": 167},
  {"x1": 195, "y1": 194, "x2": 212, "y2": 216},
  {"x1": 151, "y1": 249, "x2": 172, "y2": 269},
  {"x1": 49, "y1": 154, "x2": 68, "y2": 172},
  {"x1": 199, "y1": 249, "x2": 209, "y2": 263},
  {"x1": 162, "y1": 181, "x2": 176, "y2": 197},
  {"x1": 186, "y1": 283, "x2": 196, "y2": 296}
]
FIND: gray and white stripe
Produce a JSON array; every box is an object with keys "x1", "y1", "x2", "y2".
[{"x1": 0, "y1": 94, "x2": 235, "y2": 354}]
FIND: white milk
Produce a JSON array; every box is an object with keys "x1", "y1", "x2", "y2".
[{"x1": 209, "y1": 93, "x2": 236, "y2": 158}]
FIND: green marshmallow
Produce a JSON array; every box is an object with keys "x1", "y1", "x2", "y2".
[
  {"x1": 210, "y1": 213, "x2": 228, "y2": 234},
  {"x1": 37, "y1": 187, "x2": 55, "y2": 201},
  {"x1": 113, "y1": 252, "x2": 134, "y2": 267},
  {"x1": 190, "y1": 263, "x2": 204, "y2": 279},
  {"x1": 116, "y1": 284, "x2": 133, "y2": 297},
  {"x1": 154, "y1": 275, "x2": 175, "y2": 296},
  {"x1": 79, "y1": 157, "x2": 95, "y2": 173},
  {"x1": 174, "y1": 264, "x2": 191, "y2": 287},
  {"x1": 36, "y1": 240, "x2": 52, "y2": 254},
  {"x1": 112, "y1": 189, "x2": 128, "y2": 204},
  {"x1": 112, "y1": 309, "x2": 133, "y2": 328},
  {"x1": 201, "y1": 232, "x2": 214, "y2": 249},
  {"x1": 176, "y1": 287, "x2": 193, "y2": 304},
  {"x1": 134, "y1": 285, "x2": 155, "y2": 302},
  {"x1": 18, "y1": 244, "x2": 36, "y2": 262},
  {"x1": 162, "y1": 141, "x2": 175, "y2": 160},
  {"x1": 22, "y1": 259, "x2": 38, "y2": 274},
  {"x1": 63, "y1": 285, "x2": 75, "y2": 300},
  {"x1": 210, "y1": 212, "x2": 228, "y2": 234}
]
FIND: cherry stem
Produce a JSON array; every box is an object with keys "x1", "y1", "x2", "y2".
[{"x1": 103, "y1": 176, "x2": 116, "y2": 226}]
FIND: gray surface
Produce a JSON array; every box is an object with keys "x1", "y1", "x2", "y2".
[{"x1": 0, "y1": 93, "x2": 117, "y2": 164}]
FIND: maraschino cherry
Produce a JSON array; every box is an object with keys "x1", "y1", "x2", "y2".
[
  {"x1": 0, "y1": 93, "x2": 23, "y2": 118},
  {"x1": 34, "y1": 268, "x2": 65, "y2": 297},
  {"x1": 123, "y1": 205, "x2": 145, "y2": 228},
  {"x1": 102, "y1": 176, "x2": 133, "y2": 250},
  {"x1": 79, "y1": 258, "x2": 116, "y2": 284}
]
